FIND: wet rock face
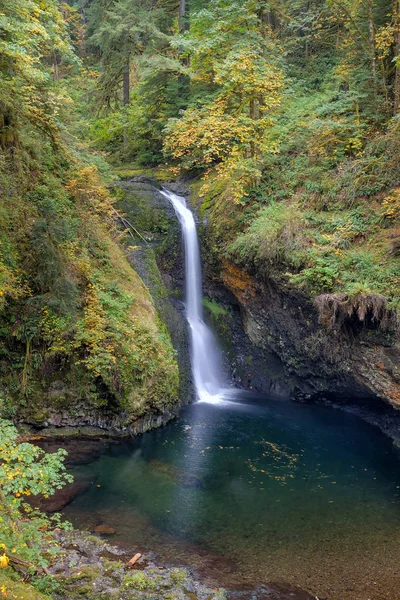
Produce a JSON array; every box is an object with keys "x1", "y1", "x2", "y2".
[
  {"x1": 16, "y1": 177, "x2": 190, "y2": 434},
  {"x1": 116, "y1": 178, "x2": 193, "y2": 400},
  {"x1": 116, "y1": 178, "x2": 294, "y2": 402},
  {"x1": 116, "y1": 178, "x2": 185, "y2": 285},
  {"x1": 22, "y1": 406, "x2": 179, "y2": 437},
  {"x1": 201, "y1": 283, "x2": 293, "y2": 399},
  {"x1": 217, "y1": 260, "x2": 400, "y2": 408}
]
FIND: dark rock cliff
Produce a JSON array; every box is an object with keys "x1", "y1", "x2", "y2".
[{"x1": 216, "y1": 260, "x2": 400, "y2": 406}]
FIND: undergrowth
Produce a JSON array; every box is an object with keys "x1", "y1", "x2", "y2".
[
  {"x1": 0, "y1": 129, "x2": 178, "y2": 419},
  {"x1": 202, "y1": 81, "x2": 400, "y2": 322}
]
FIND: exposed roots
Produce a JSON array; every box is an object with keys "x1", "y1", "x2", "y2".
[{"x1": 315, "y1": 293, "x2": 399, "y2": 333}]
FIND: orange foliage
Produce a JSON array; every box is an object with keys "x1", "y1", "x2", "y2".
[{"x1": 221, "y1": 260, "x2": 258, "y2": 303}]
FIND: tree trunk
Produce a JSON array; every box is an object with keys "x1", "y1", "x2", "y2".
[
  {"x1": 52, "y1": 54, "x2": 59, "y2": 81},
  {"x1": 123, "y1": 56, "x2": 130, "y2": 106},
  {"x1": 123, "y1": 56, "x2": 130, "y2": 150},
  {"x1": 80, "y1": 0, "x2": 88, "y2": 23},
  {"x1": 249, "y1": 98, "x2": 259, "y2": 161},
  {"x1": 21, "y1": 338, "x2": 30, "y2": 394},
  {"x1": 394, "y1": 0, "x2": 400, "y2": 114},
  {"x1": 179, "y1": 0, "x2": 190, "y2": 64},
  {"x1": 367, "y1": 0, "x2": 377, "y2": 87},
  {"x1": 179, "y1": 0, "x2": 186, "y2": 33},
  {"x1": 249, "y1": 98, "x2": 258, "y2": 121}
]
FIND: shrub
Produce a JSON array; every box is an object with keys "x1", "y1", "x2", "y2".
[
  {"x1": 0, "y1": 419, "x2": 72, "y2": 573},
  {"x1": 123, "y1": 572, "x2": 158, "y2": 591},
  {"x1": 382, "y1": 189, "x2": 400, "y2": 221},
  {"x1": 229, "y1": 202, "x2": 305, "y2": 267},
  {"x1": 291, "y1": 257, "x2": 339, "y2": 294}
]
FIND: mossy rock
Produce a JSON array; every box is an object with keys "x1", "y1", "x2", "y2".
[
  {"x1": 169, "y1": 568, "x2": 188, "y2": 585},
  {"x1": 66, "y1": 583, "x2": 94, "y2": 598},
  {"x1": 114, "y1": 164, "x2": 174, "y2": 182},
  {"x1": 0, "y1": 572, "x2": 53, "y2": 600},
  {"x1": 70, "y1": 565, "x2": 103, "y2": 582},
  {"x1": 32, "y1": 410, "x2": 50, "y2": 423},
  {"x1": 123, "y1": 571, "x2": 159, "y2": 591}
]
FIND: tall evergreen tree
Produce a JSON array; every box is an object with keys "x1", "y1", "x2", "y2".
[
  {"x1": 165, "y1": 0, "x2": 284, "y2": 199},
  {"x1": 0, "y1": 0, "x2": 75, "y2": 145}
]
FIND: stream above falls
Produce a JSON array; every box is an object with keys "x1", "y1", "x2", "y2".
[{"x1": 64, "y1": 394, "x2": 400, "y2": 600}]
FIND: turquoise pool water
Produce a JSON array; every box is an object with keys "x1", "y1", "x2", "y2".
[{"x1": 64, "y1": 394, "x2": 400, "y2": 599}]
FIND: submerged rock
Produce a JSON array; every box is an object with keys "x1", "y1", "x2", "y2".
[
  {"x1": 149, "y1": 459, "x2": 204, "y2": 488},
  {"x1": 94, "y1": 525, "x2": 117, "y2": 535},
  {"x1": 29, "y1": 478, "x2": 92, "y2": 513}
]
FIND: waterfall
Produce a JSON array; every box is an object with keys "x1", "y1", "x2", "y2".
[{"x1": 160, "y1": 189, "x2": 226, "y2": 403}]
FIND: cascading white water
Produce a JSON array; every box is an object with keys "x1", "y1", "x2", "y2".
[{"x1": 160, "y1": 189, "x2": 226, "y2": 402}]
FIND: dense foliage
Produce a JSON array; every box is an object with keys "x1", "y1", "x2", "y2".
[
  {"x1": 0, "y1": 419, "x2": 73, "y2": 598},
  {"x1": 84, "y1": 0, "x2": 400, "y2": 321},
  {"x1": 0, "y1": 0, "x2": 178, "y2": 420},
  {"x1": 0, "y1": 420, "x2": 72, "y2": 568},
  {"x1": 80, "y1": 0, "x2": 400, "y2": 316}
]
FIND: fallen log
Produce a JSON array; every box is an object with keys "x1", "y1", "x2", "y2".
[{"x1": 126, "y1": 553, "x2": 142, "y2": 567}]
